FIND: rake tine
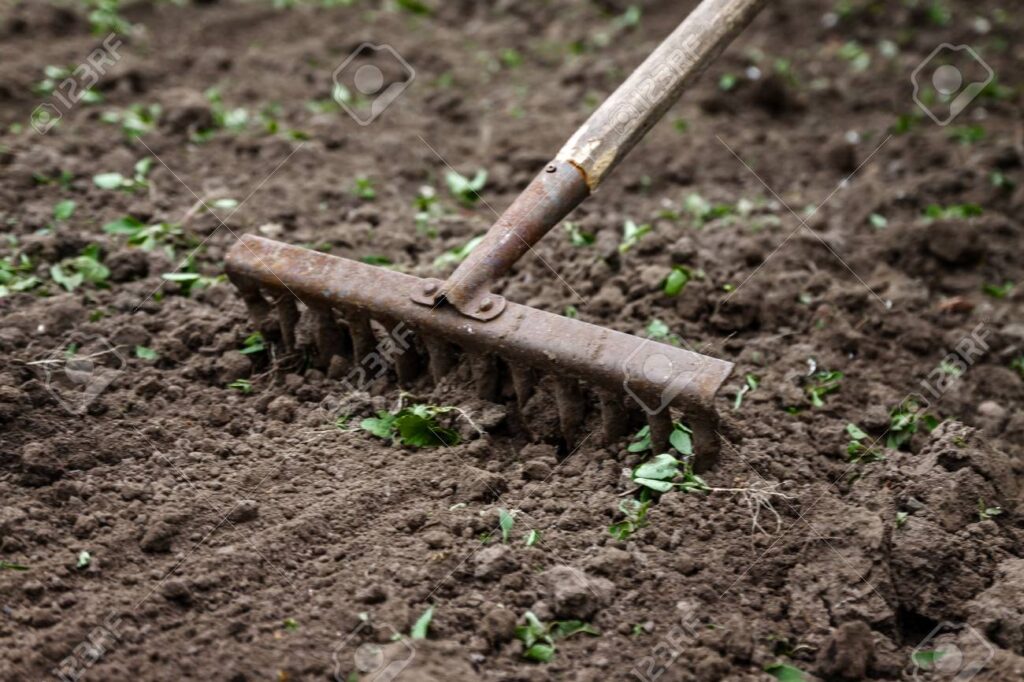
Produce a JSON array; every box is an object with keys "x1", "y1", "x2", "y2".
[
  {"x1": 274, "y1": 293, "x2": 300, "y2": 352},
  {"x1": 346, "y1": 310, "x2": 376, "y2": 365},
  {"x1": 510, "y1": 364, "x2": 536, "y2": 408},
  {"x1": 309, "y1": 303, "x2": 349, "y2": 370},
  {"x1": 554, "y1": 377, "x2": 586, "y2": 445},
  {"x1": 647, "y1": 410, "x2": 673, "y2": 456},
  {"x1": 382, "y1": 319, "x2": 420, "y2": 386},
  {"x1": 230, "y1": 275, "x2": 273, "y2": 331},
  {"x1": 597, "y1": 389, "x2": 629, "y2": 443},
  {"x1": 687, "y1": 404, "x2": 721, "y2": 472},
  {"x1": 423, "y1": 337, "x2": 457, "y2": 384},
  {"x1": 470, "y1": 353, "x2": 500, "y2": 401}
]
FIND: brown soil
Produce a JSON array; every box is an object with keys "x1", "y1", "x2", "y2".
[{"x1": 2, "y1": 1, "x2": 1023, "y2": 681}]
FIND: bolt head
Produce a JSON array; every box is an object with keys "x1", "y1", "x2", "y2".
[
  {"x1": 545, "y1": 164, "x2": 557, "y2": 173},
  {"x1": 423, "y1": 282, "x2": 437, "y2": 295},
  {"x1": 478, "y1": 297, "x2": 493, "y2": 312}
]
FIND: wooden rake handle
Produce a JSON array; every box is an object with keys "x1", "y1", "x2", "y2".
[
  {"x1": 557, "y1": 0, "x2": 767, "y2": 190},
  {"x1": 426, "y1": 0, "x2": 767, "y2": 319}
]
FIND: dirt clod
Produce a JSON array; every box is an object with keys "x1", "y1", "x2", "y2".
[
  {"x1": 816, "y1": 620, "x2": 875, "y2": 679},
  {"x1": 542, "y1": 566, "x2": 615, "y2": 620},
  {"x1": 481, "y1": 607, "x2": 518, "y2": 645},
  {"x1": 227, "y1": 500, "x2": 259, "y2": 523},
  {"x1": 473, "y1": 545, "x2": 518, "y2": 581},
  {"x1": 457, "y1": 467, "x2": 507, "y2": 502}
]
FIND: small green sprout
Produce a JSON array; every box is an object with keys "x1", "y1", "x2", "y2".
[
  {"x1": 868, "y1": 213, "x2": 887, "y2": 229},
  {"x1": 35, "y1": 66, "x2": 102, "y2": 103},
  {"x1": 845, "y1": 423, "x2": 884, "y2": 464},
  {"x1": 134, "y1": 346, "x2": 158, "y2": 361},
  {"x1": 524, "y1": 529, "x2": 540, "y2": 547},
  {"x1": 50, "y1": 245, "x2": 109, "y2": 292},
  {"x1": 410, "y1": 606, "x2": 434, "y2": 640},
  {"x1": 499, "y1": 49, "x2": 523, "y2": 69},
  {"x1": 498, "y1": 508, "x2": 515, "y2": 543},
  {"x1": 982, "y1": 281, "x2": 1013, "y2": 299},
  {"x1": 949, "y1": 124, "x2": 985, "y2": 145},
  {"x1": 765, "y1": 661, "x2": 806, "y2": 681},
  {"x1": 53, "y1": 200, "x2": 76, "y2": 222},
  {"x1": 887, "y1": 398, "x2": 939, "y2": 450},
  {"x1": 395, "y1": 0, "x2": 431, "y2": 14},
  {"x1": 608, "y1": 497, "x2": 650, "y2": 540},
  {"x1": 93, "y1": 158, "x2": 152, "y2": 192},
  {"x1": 938, "y1": 359, "x2": 963, "y2": 377},
  {"x1": 644, "y1": 319, "x2": 681, "y2": 346},
  {"x1": 923, "y1": 203, "x2": 982, "y2": 220},
  {"x1": 663, "y1": 266, "x2": 691, "y2": 296},
  {"x1": 414, "y1": 185, "x2": 442, "y2": 236},
  {"x1": 978, "y1": 499, "x2": 1003, "y2": 522},
  {"x1": 564, "y1": 221, "x2": 595, "y2": 247},
  {"x1": 103, "y1": 217, "x2": 186, "y2": 258},
  {"x1": 626, "y1": 422, "x2": 692, "y2": 457},
  {"x1": 891, "y1": 112, "x2": 922, "y2": 135},
  {"x1": 683, "y1": 193, "x2": 733, "y2": 227},
  {"x1": 360, "y1": 404, "x2": 460, "y2": 448},
  {"x1": 101, "y1": 103, "x2": 161, "y2": 138},
  {"x1": 838, "y1": 40, "x2": 870, "y2": 71},
  {"x1": 0, "y1": 560, "x2": 29, "y2": 571},
  {"x1": 805, "y1": 370, "x2": 843, "y2": 407},
  {"x1": 76, "y1": 550, "x2": 91, "y2": 569},
  {"x1": 632, "y1": 453, "x2": 683, "y2": 493},
  {"x1": 0, "y1": 255, "x2": 41, "y2": 297},
  {"x1": 515, "y1": 611, "x2": 598, "y2": 663},
  {"x1": 732, "y1": 373, "x2": 759, "y2": 410},
  {"x1": 239, "y1": 332, "x2": 265, "y2": 355},
  {"x1": 161, "y1": 270, "x2": 226, "y2": 296},
  {"x1": 912, "y1": 649, "x2": 946, "y2": 670},
  {"x1": 283, "y1": 618, "x2": 299, "y2": 631},
  {"x1": 433, "y1": 235, "x2": 484, "y2": 269},
  {"x1": 33, "y1": 170, "x2": 75, "y2": 187},
  {"x1": 228, "y1": 379, "x2": 253, "y2": 393},
  {"x1": 85, "y1": 0, "x2": 132, "y2": 34},
  {"x1": 618, "y1": 219, "x2": 651, "y2": 252},
  {"x1": 895, "y1": 511, "x2": 909, "y2": 528},
  {"x1": 354, "y1": 176, "x2": 376, "y2": 200},
  {"x1": 445, "y1": 169, "x2": 487, "y2": 206}
]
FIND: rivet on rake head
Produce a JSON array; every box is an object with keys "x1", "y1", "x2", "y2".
[
  {"x1": 478, "y1": 297, "x2": 494, "y2": 312},
  {"x1": 423, "y1": 282, "x2": 437, "y2": 295},
  {"x1": 545, "y1": 164, "x2": 557, "y2": 173}
]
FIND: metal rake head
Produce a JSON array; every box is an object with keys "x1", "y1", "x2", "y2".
[{"x1": 225, "y1": 232, "x2": 733, "y2": 469}]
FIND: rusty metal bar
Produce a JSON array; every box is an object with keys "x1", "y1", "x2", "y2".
[
  {"x1": 411, "y1": 160, "x2": 589, "y2": 321},
  {"x1": 227, "y1": 236, "x2": 733, "y2": 414}
]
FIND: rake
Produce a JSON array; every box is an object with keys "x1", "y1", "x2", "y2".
[{"x1": 225, "y1": 0, "x2": 766, "y2": 469}]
